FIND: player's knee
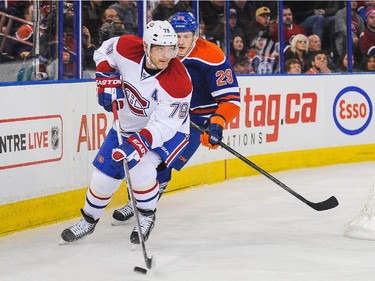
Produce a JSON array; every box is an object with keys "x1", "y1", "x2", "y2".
[
  {"x1": 133, "y1": 180, "x2": 158, "y2": 193},
  {"x1": 129, "y1": 161, "x2": 157, "y2": 187}
]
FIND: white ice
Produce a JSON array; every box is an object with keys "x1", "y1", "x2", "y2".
[{"x1": 1, "y1": 162, "x2": 375, "y2": 281}]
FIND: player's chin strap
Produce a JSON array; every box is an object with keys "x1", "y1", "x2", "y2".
[
  {"x1": 112, "y1": 102, "x2": 153, "y2": 269},
  {"x1": 145, "y1": 52, "x2": 157, "y2": 70},
  {"x1": 144, "y1": 42, "x2": 158, "y2": 69}
]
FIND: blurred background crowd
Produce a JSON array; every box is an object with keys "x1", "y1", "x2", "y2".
[{"x1": 0, "y1": 0, "x2": 374, "y2": 81}]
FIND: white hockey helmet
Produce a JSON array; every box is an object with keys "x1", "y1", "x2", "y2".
[{"x1": 143, "y1": 20, "x2": 178, "y2": 60}]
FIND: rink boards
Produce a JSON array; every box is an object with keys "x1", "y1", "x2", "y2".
[{"x1": 0, "y1": 74, "x2": 374, "y2": 236}]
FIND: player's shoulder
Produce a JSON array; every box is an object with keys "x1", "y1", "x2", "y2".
[
  {"x1": 116, "y1": 35, "x2": 144, "y2": 63},
  {"x1": 188, "y1": 38, "x2": 225, "y2": 65},
  {"x1": 157, "y1": 59, "x2": 192, "y2": 99}
]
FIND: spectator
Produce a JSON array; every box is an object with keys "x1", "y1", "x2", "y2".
[
  {"x1": 82, "y1": 25, "x2": 96, "y2": 70},
  {"x1": 82, "y1": 0, "x2": 105, "y2": 46},
  {"x1": 268, "y1": 15, "x2": 279, "y2": 43},
  {"x1": 271, "y1": 42, "x2": 281, "y2": 73},
  {"x1": 335, "y1": 1, "x2": 364, "y2": 60},
  {"x1": 245, "y1": 6, "x2": 276, "y2": 60},
  {"x1": 247, "y1": 33, "x2": 277, "y2": 74},
  {"x1": 286, "y1": 1, "x2": 343, "y2": 55},
  {"x1": 247, "y1": 6, "x2": 272, "y2": 42},
  {"x1": 15, "y1": 2, "x2": 60, "y2": 80},
  {"x1": 174, "y1": 0, "x2": 192, "y2": 13},
  {"x1": 230, "y1": 34, "x2": 246, "y2": 66},
  {"x1": 284, "y1": 33, "x2": 310, "y2": 72},
  {"x1": 199, "y1": 19, "x2": 207, "y2": 40},
  {"x1": 257, "y1": 1, "x2": 278, "y2": 14},
  {"x1": 61, "y1": 31, "x2": 77, "y2": 79},
  {"x1": 285, "y1": 58, "x2": 302, "y2": 74},
  {"x1": 109, "y1": 0, "x2": 137, "y2": 35},
  {"x1": 229, "y1": 8, "x2": 244, "y2": 40},
  {"x1": 49, "y1": 4, "x2": 96, "y2": 78},
  {"x1": 359, "y1": 8, "x2": 375, "y2": 55},
  {"x1": 334, "y1": 52, "x2": 358, "y2": 72},
  {"x1": 101, "y1": 7, "x2": 123, "y2": 26},
  {"x1": 151, "y1": 0, "x2": 176, "y2": 21},
  {"x1": 307, "y1": 34, "x2": 336, "y2": 70},
  {"x1": 286, "y1": 1, "x2": 341, "y2": 38},
  {"x1": 358, "y1": 0, "x2": 375, "y2": 21},
  {"x1": 230, "y1": 0, "x2": 256, "y2": 32},
  {"x1": 2, "y1": 1, "x2": 26, "y2": 20},
  {"x1": 359, "y1": 53, "x2": 375, "y2": 71},
  {"x1": 287, "y1": 1, "x2": 325, "y2": 38},
  {"x1": 200, "y1": 0, "x2": 225, "y2": 49},
  {"x1": 308, "y1": 34, "x2": 322, "y2": 52},
  {"x1": 5, "y1": 2, "x2": 34, "y2": 60},
  {"x1": 283, "y1": 5, "x2": 306, "y2": 44},
  {"x1": 305, "y1": 50, "x2": 332, "y2": 74},
  {"x1": 97, "y1": 8, "x2": 127, "y2": 46},
  {"x1": 233, "y1": 55, "x2": 250, "y2": 74}
]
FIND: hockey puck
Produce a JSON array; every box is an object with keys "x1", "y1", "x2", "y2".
[{"x1": 134, "y1": 266, "x2": 147, "y2": 275}]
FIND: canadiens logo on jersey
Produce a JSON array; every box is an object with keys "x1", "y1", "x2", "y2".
[{"x1": 123, "y1": 81, "x2": 150, "y2": 116}]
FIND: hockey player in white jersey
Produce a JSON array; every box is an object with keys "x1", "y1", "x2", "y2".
[
  {"x1": 112, "y1": 12, "x2": 240, "y2": 223},
  {"x1": 60, "y1": 20, "x2": 192, "y2": 244}
]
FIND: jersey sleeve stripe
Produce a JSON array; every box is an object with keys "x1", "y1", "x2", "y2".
[
  {"x1": 190, "y1": 106, "x2": 218, "y2": 115},
  {"x1": 210, "y1": 86, "x2": 240, "y2": 98},
  {"x1": 96, "y1": 61, "x2": 116, "y2": 72},
  {"x1": 217, "y1": 94, "x2": 241, "y2": 103},
  {"x1": 165, "y1": 137, "x2": 189, "y2": 167}
]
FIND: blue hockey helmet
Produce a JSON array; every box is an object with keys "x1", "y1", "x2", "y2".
[{"x1": 170, "y1": 12, "x2": 198, "y2": 33}]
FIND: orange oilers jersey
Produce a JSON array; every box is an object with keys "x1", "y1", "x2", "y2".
[{"x1": 180, "y1": 38, "x2": 240, "y2": 124}]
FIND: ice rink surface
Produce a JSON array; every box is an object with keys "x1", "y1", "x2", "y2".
[{"x1": 1, "y1": 161, "x2": 375, "y2": 281}]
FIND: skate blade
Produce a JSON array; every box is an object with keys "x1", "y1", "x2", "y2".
[
  {"x1": 111, "y1": 220, "x2": 128, "y2": 226},
  {"x1": 59, "y1": 239, "x2": 72, "y2": 245},
  {"x1": 111, "y1": 219, "x2": 133, "y2": 226},
  {"x1": 59, "y1": 238, "x2": 82, "y2": 245}
]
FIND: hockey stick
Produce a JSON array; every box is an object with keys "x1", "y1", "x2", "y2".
[
  {"x1": 190, "y1": 121, "x2": 339, "y2": 211},
  {"x1": 112, "y1": 102, "x2": 153, "y2": 269}
]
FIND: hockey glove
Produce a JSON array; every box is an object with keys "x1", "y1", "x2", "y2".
[
  {"x1": 111, "y1": 132, "x2": 151, "y2": 171},
  {"x1": 95, "y1": 72, "x2": 124, "y2": 112},
  {"x1": 200, "y1": 114, "x2": 225, "y2": 149}
]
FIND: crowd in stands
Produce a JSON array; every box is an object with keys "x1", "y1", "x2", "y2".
[
  {"x1": 0, "y1": 0, "x2": 375, "y2": 80},
  {"x1": 229, "y1": 0, "x2": 375, "y2": 74}
]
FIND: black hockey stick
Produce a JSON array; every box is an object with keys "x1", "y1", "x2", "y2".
[
  {"x1": 113, "y1": 103, "x2": 153, "y2": 269},
  {"x1": 191, "y1": 121, "x2": 339, "y2": 211}
]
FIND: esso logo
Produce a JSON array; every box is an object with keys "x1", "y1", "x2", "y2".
[{"x1": 333, "y1": 86, "x2": 373, "y2": 135}]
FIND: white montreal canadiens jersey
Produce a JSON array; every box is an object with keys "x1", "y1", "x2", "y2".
[{"x1": 94, "y1": 35, "x2": 192, "y2": 148}]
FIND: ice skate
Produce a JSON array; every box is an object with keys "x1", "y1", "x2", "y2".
[
  {"x1": 60, "y1": 209, "x2": 99, "y2": 244},
  {"x1": 112, "y1": 202, "x2": 134, "y2": 225},
  {"x1": 130, "y1": 209, "x2": 156, "y2": 244},
  {"x1": 112, "y1": 185, "x2": 165, "y2": 226}
]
